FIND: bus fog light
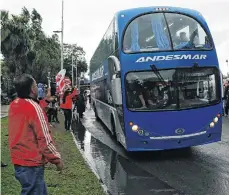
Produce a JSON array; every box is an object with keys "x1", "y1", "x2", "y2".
[
  {"x1": 132, "y1": 125, "x2": 138, "y2": 131},
  {"x1": 213, "y1": 117, "x2": 218, "y2": 123},
  {"x1": 210, "y1": 122, "x2": 215, "y2": 128}
]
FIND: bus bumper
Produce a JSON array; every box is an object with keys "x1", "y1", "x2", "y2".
[{"x1": 125, "y1": 132, "x2": 222, "y2": 152}]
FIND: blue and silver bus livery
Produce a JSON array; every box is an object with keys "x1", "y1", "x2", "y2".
[{"x1": 90, "y1": 6, "x2": 223, "y2": 151}]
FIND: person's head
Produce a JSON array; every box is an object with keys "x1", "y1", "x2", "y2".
[
  {"x1": 14, "y1": 74, "x2": 38, "y2": 99},
  {"x1": 38, "y1": 83, "x2": 43, "y2": 89},
  {"x1": 180, "y1": 32, "x2": 188, "y2": 42},
  {"x1": 226, "y1": 80, "x2": 229, "y2": 87}
]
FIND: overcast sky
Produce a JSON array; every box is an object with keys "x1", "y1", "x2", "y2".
[{"x1": 1, "y1": 0, "x2": 229, "y2": 74}]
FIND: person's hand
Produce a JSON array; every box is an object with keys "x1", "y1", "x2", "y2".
[{"x1": 56, "y1": 160, "x2": 64, "y2": 172}]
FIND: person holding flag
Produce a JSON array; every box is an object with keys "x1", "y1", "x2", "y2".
[{"x1": 61, "y1": 85, "x2": 78, "y2": 131}]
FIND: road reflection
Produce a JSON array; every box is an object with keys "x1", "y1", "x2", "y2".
[{"x1": 71, "y1": 120, "x2": 182, "y2": 195}]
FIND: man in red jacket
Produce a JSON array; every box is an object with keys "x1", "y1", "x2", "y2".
[{"x1": 8, "y1": 74, "x2": 63, "y2": 195}]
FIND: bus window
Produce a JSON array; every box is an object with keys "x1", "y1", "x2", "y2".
[
  {"x1": 125, "y1": 67, "x2": 220, "y2": 111},
  {"x1": 165, "y1": 13, "x2": 212, "y2": 50},
  {"x1": 123, "y1": 13, "x2": 171, "y2": 53}
]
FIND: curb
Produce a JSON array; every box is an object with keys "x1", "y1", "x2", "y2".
[{"x1": 70, "y1": 131, "x2": 110, "y2": 195}]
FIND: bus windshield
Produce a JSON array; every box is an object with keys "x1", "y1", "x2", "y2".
[
  {"x1": 123, "y1": 13, "x2": 212, "y2": 53},
  {"x1": 125, "y1": 67, "x2": 220, "y2": 111}
]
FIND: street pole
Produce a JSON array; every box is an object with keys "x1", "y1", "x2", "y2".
[
  {"x1": 75, "y1": 62, "x2": 78, "y2": 87},
  {"x1": 47, "y1": 72, "x2": 51, "y2": 88},
  {"x1": 226, "y1": 59, "x2": 228, "y2": 76},
  {"x1": 61, "y1": 0, "x2": 64, "y2": 70},
  {"x1": 72, "y1": 54, "x2": 74, "y2": 86}
]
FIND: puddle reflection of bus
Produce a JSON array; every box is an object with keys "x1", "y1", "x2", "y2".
[{"x1": 90, "y1": 137, "x2": 176, "y2": 195}]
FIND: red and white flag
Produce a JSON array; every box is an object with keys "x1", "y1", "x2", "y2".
[{"x1": 55, "y1": 69, "x2": 66, "y2": 94}]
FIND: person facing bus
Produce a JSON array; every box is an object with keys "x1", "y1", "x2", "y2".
[
  {"x1": 73, "y1": 89, "x2": 86, "y2": 118},
  {"x1": 223, "y1": 80, "x2": 229, "y2": 117},
  {"x1": 8, "y1": 74, "x2": 63, "y2": 195},
  {"x1": 61, "y1": 86, "x2": 77, "y2": 131}
]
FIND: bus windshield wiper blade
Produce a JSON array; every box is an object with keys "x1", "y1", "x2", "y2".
[{"x1": 150, "y1": 65, "x2": 167, "y2": 86}]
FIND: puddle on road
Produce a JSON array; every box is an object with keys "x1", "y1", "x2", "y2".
[{"x1": 71, "y1": 120, "x2": 181, "y2": 195}]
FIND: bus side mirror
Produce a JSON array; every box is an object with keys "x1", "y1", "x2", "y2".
[
  {"x1": 111, "y1": 75, "x2": 122, "y2": 105},
  {"x1": 108, "y1": 56, "x2": 122, "y2": 105}
]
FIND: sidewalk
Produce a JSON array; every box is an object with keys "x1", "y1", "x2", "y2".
[{"x1": 1, "y1": 115, "x2": 104, "y2": 195}]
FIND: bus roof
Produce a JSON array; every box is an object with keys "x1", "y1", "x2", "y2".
[{"x1": 115, "y1": 6, "x2": 203, "y2": 20}]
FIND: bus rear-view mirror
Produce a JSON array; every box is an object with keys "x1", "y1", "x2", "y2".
[{"x1": 111, "y1": 77, "x2": 122, "y2": 105}]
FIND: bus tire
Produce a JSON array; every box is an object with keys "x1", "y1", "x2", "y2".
[{"x1": 111, "y1": 116, "x2": 117, "y2": 140}]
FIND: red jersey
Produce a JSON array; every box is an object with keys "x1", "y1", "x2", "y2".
[
  {"x1": 39, "y1": 99, "x2": 48, "y2": 111},
  {"x1": 8, "y1": 98, "x2": 61, "y2": 166},
  {"x1": 60, "y1": 88, "x2": 77, "y2": 110}
]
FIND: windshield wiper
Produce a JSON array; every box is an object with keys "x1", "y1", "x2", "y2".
[
  {"x1": 150, "y1": 65, "x2": 167, "y2": 86},
  {"x1": 150, "y1": 65, "x2": 172, "y2": 108}
]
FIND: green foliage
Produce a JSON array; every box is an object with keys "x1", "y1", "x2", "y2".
[
  {"x1": 1, "y1": 7, "x2": 88, "y2": 86},
  {"x1": 63, "y1": 43, "x2": 88, "y2": 82},
  {"x1": 1, "y1": 117, "x2": 104, "y2": 195}
]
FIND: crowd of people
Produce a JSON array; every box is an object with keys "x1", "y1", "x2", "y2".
[
  {"x1": 37, "y1": 81, "x2": 91, "y2": 130},
  {"x1": 7, "y1": 74, "x2": 91, "y2": 194}
]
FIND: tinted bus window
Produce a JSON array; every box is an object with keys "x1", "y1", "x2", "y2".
[
  {"x1": 125, "y1": 67, "x2": 220, "y2": 111},
  {"x1": 123, "y1": 13, "x2": 171, "y2": 53},
  {"x1": 165, "y1": 13, "x2": 212, "y2": 50},
  {"x1": 123, "y1": 13, "x2": 212, "y2": 53}
]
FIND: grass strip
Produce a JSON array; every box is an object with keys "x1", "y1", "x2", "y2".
[{"x1": 1, "y1": 118, "x2": 104, "y2": 195}]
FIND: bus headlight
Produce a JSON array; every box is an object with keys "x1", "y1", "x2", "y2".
[
  {"x1": 132, "y1": 125, "x2": 138, "y2": 132},
  {"x1": 209, "y1": 122, "x2": 215, "y2": 128},
  {"x1": 213, "y1": 117, "x2": 218, "y2": 123}
]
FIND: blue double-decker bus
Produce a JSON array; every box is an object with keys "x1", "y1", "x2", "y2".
[{"x1": 90, "y1": 6, "x2": 223, "y2": 151}]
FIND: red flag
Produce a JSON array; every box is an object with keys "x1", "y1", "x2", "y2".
[{"x1": 56, "y1": 69, "x2": 66, "y2": 94}]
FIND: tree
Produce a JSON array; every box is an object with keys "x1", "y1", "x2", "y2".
[
  {"x1": 1, "y1": 7, "x2": 61, "y2": 84},
  {"x1": 63, "y1": 43, "x2": 88, "y2": 81},
  {"x1": 1, "y1": 7, "x2": 88, "y2": 89},
  {"x1": 1, "y1": 8, "x2": 32, "y2": 77}
]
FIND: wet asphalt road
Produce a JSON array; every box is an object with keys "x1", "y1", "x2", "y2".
[{"x1": 71, "y1": 108, "x2": 229, "y2": 195}]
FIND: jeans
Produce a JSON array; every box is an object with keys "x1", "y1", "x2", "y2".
[{"x1": 14, "y1": 165, "x2": 48, "y2": 195}]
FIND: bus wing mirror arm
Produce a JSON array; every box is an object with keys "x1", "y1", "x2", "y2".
[{"x1": 108, "y1": 55, "x2": 121, "y2": 73}]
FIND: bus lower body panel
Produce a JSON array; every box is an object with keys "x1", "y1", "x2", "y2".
[{"x1": 125, "y1": 132, "x2": 221, "y2": 152}]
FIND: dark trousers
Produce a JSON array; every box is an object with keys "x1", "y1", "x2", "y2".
[
  {"x1": 14, "y1": 165, "x2": 47, "y2": 195},
  {"x1": 52, "y1": 109, "x2": 59, "y2": 122},
  {"x1": 47, "y1": 108, "x2": 54, "y2": 123},
  {"x1": 63, "y1": 109, "x2": 72, "y2": 130},
  {"x1": 225, "y1": 101, "x2": 229, "y2": 115}
]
